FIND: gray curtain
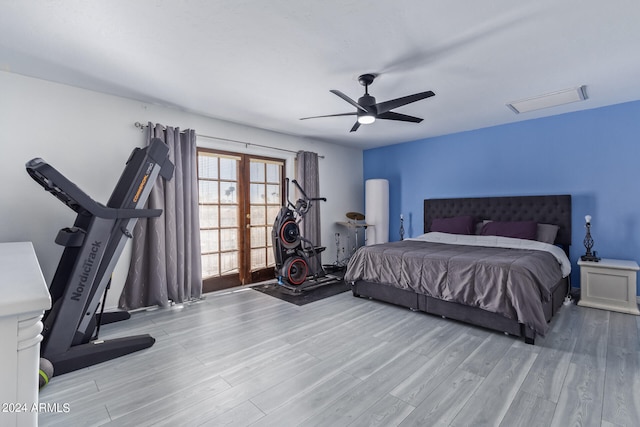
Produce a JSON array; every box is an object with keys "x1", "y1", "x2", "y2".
[
  {"x1": 295, "y1": 151, "x2": 322, "y2": 270},
  {"x1": 119, "y1": 123, "x2": 202, "y2": 309}
]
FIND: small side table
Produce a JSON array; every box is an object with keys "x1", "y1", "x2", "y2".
[
  {"x1": 578, "y1": 258, "x2": 640, "y2": 315},
  {"x1": 336, "y1": 221, "x2": 372, "y2": 257}
]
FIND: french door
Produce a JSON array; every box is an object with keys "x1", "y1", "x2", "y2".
[{"x1": 197, "y1": 148, "x2": 285, "y2": 293}]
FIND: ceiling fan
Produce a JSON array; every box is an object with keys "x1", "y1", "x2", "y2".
[{"x1": 300, "y1": 74, "x2": 435, "y2": 132}]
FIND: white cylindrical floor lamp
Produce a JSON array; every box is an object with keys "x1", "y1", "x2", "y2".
[{"x1": 365, "y1": 179, "x2": 389, "y2": 245}]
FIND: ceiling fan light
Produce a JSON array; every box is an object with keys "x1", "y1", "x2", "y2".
[{"x1": 357, "y1": 115, "x2": 376, "y2": 125}]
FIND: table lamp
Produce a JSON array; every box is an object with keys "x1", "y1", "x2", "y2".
[{"x1": 580, "y1": 215, "x2": 601, "y2": 262}]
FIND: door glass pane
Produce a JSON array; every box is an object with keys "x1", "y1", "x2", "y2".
[
  {"x1": 267, "y1": 206, "x2": 280, "y2": 225},
  {"x1": 266, "y1": 163, "x2": 279, "y2": 183},
  {"x1": 202, "y1": 253, "x2": 219, "y2": 277},
  {"x1": 250, "y1": 227, "x2": 266, "y2": 247},
  {"x1": 199, "y1": 205, "x2": 218, "y2": 228},
  {"x1": 250, "y1": 162, "x2": 265, "y2": 181},
  {"x1": 198, "y1": 155, "x2": 218, "y2": 179},
  {"x1": 251, "y1": 248, "x2": 266, "y2": 270},
  {"x1": 221, "y1": 182, "x2": 237, "y2": 203},
  {"x1": 251, "y1": 206, "x2": 266, "y2": 226},
  {"x1": 220, "y1": 206, "x2": 238, "y2": 227},
  {"x1": 250, "y1": 183, "x2": 265, "y2": 203},
  {"x1": 200, "y1": 230, "x2": 219, "y2": 253},
  {"x1": 220, "y1": 228, "x2": 238, "y2": 251},
  {"x1": 220, "y1": 252, "x2": 238, "y2": 274},
  {"x1": 199, "y1": 181, "x2": 218, "y2": 203},
  {"x1": 266, "y1": 184, "x2": 280, "y2": 204},
  {"x1": 219, "y1": 157, "x2": 237, "y2": 180}
]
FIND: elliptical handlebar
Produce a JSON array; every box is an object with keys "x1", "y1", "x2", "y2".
[
  {"x1": 287, "y1": 179, "x2": 326, "y2": 217},
  {"x1": 291, "y1": 179, "x2": 326, "y2": 202}
]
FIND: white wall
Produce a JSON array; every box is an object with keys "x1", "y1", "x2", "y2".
[{"x1": 0, "y1": 71, "x2": 363, "y2": 309}]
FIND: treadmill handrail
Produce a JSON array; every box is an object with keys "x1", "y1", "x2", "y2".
[
  {"x1": 115, "y1": 208, "x2": 163, "y2": 219},
  {"x1": 26, "y1": 158, "x2": 163, "y2": 219}
]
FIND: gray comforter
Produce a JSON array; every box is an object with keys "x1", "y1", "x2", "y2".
[{"x1": 344, "y1": 240, "x2": 563, "y2": 335}]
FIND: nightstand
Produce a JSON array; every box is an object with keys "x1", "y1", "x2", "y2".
[{"x1": 578, "y1": 258, "x2": 640, "y2": 315}]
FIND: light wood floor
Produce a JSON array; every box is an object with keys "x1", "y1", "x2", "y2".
[{"x1": 39, "y1": 287, "x2": 640, "y2": 427}]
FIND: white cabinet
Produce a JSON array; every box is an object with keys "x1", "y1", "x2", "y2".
[
  {"x1": 0, "y1": 242, "x2": 51, "y2": 427},
  {"x1": 578, "y1": 258, "x2": 640, "y2": 315}
]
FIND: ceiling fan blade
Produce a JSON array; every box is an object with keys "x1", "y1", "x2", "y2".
[
  {"x1": 377, "y1": 111, "x2": 423, "y2": 123},
  {"x1": 349, "y1": 121, "x2": 361, "y2": 132},
  {"x1": 378, "y1": 14, "x2": 532, "y2": 75},
  {"x1": 330, "y1": 90, "x2": 368, "y2": 113},
  {"x1": 376, "y1": 91, "x2": 435, "y2": 114},
  {"x1": 299, "y1": 112, "x2": 357, "y2": 120}
]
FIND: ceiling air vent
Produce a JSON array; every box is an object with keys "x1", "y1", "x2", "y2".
[{"x1": 507, "y1": 85, "x2": 587, "y2": 114}]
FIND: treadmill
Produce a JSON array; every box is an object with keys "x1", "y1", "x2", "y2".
[{"x1": 26, "y1": 138, "x2": 174, "y2": 375}]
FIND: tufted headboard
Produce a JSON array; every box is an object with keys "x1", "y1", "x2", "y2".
[{"x1": 424, "y1": 195, "x2": 572, "y2": 249}]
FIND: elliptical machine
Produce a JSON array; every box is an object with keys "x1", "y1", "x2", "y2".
[{"x1": 272, "y1": 179, "x2": 338, "y2": 291}]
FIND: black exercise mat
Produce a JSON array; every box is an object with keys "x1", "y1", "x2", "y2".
[{"x1": 251, "y1": 278, "x2": 350, "y2": 306}]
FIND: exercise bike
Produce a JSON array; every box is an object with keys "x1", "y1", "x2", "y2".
[{"x1": 272, "y1": 179, "x2": 340, "y2": 292}]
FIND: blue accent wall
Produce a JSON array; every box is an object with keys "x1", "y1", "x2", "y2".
[{"x1": 364, "y1": 100, "x2": 640, "y2": 292}]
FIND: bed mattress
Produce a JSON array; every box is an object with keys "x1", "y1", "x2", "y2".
[{"x1": 344, "y1": 233, "x2": 570, "y2": 336}]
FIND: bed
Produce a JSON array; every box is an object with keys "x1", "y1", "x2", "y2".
[{"x1": 345, "y1": 195, "x2": 572, "y2": 344}]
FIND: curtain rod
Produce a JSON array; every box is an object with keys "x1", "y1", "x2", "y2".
[{"x1": 134, "y1": 122, "x2": 323, "y2": 158}]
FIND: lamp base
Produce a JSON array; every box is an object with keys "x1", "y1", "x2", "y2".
[{"x1": 580, "y1": 254, "x2": 601, "y2": 262}]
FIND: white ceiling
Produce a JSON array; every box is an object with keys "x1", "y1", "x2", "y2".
[{"x1": 2, "y1": 1, "x2": 640, "y2": 149}]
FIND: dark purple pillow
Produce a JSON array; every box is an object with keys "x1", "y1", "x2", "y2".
[
  {"x1": 431, "y1": 215, "x2": 475, "y2": 235},
  {"x1": 480, "y1": 221, "x2": 537, "y2": 240}
]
